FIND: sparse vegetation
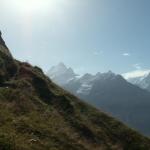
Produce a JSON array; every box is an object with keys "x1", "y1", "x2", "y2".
[{"x1": 0, "y1": 36, "x2": 150, "y2": 150}]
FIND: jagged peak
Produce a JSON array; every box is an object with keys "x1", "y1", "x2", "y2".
[
  {"x1": 82, "y1": 73, "x2": 93, "y2": 78},
  {"x1": 58, "y1": 62, "x2": 66, "y2": 68}
]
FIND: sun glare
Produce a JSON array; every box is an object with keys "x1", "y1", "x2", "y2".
[
  {"x1": 16, "y1": 0, "x2": 48, "y2": 12},
  {"x1": 12, "y1": 0, "x2": 57, "y2": 13}
]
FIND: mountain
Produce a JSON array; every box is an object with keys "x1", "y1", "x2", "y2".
[
  {"x1": 128, "y1": 73, "x2": 150, "y2": 92},
  {"x1": 47, "y1": 62, "x2": 78, "y2": 85},
  {"x1": 48, "y1": 64, "x2": 150, "y2": 136},
  {"x1": 0, "y1": 33, "x2": 150, "y2": 149}
]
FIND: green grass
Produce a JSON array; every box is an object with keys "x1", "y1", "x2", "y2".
[{"x1": 0, "y1": 47, "x2": 150, "y2": 149}]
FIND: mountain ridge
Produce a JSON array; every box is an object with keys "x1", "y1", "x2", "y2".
[
  {"x1": 48, "y1": 63, "x2": 150, "y2": 136},
  {"x1": 0, "y1": 34, "x2": 150, "y2": 149},
  {"x1": 128, "y1": 73, "x2": 150, "y2": 92}
]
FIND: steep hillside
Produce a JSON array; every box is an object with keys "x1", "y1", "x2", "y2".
[{"x1": 0, "y1": 33, "x2": 150, "y2": 150}]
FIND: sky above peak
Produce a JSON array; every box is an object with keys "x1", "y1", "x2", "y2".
[{"x1": 0, "y1": 0, "x2": 150, "y2": 77}]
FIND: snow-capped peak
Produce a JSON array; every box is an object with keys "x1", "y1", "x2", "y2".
[
  {"x1": 124, "y1": 70, "x2": 150, "y2": 92},
  {"x1": 47, "y1": 62, "x2": 78, "y2": 85}
]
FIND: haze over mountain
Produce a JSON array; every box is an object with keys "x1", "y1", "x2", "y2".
[
  {"x1": 2, "y1": 0, "x2": 150, "y2": 149},
  {"x1": 2, "y1": 33, "x2": 150, "y2": 149},
  {"x1": 126, "y1": 73, "x2": 150, "y2": 92},
  {"x1": 47, "y1": 62, "x2": 78, "y2": 85},
  {"x1": 2, "y1": 0, "x2": 150, "y2": 75},
  {"x1": 48, "y1": 63, "x2": 150, "y2": 136}
]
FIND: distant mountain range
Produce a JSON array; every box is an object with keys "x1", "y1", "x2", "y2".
[
  {"x1": 127, "y1": 73, "x2": 150, "y2": 92},
  {"x1": 1, "y1": 32, "x2": 150, "y2": 149},
  {"x1": 47, "y1": 63, "x2": 150, "y2": 136}
]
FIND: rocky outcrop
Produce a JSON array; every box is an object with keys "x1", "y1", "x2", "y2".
[
  {"x1": 0, "y1": 31, "x2": 17, "y2": 84},
  {"x1": 0, "y1": 31, "x2": 12, "y2": 58}
]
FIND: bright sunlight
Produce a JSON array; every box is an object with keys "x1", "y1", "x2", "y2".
[{"x1": 9, "y1": 0, "x2": 65, "y2": 14}]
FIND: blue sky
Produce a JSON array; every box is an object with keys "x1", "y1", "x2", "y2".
[{"x1": 0, "y1": 0, "x2": 150, "y2": 76}]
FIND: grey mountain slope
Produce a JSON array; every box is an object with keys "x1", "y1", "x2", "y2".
[
  {"x1": 128, "y1": 73, "x2": 150, "y2": 92},
  {"x1": 48, "y1": 64, "x2": 150, "y2": 136}
]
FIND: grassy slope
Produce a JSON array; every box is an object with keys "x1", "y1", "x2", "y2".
[{"x1": 0, "y1": 43, "x2": 150, "y2": 150}]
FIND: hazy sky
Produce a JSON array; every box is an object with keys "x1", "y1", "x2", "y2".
[{"x1": 1, "y1": 0, "x2": 150, "y2": 77}]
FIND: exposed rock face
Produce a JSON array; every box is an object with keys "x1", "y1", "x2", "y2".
[
  {"x1": 48, "y1": 63, "x2": 150, "y2": 136},
  {"x1": 0, "y1": 31, "x2": 12, "y2": 57},
  {"x1": 0, "y1": 31, "x2": 17, "y2": 83}
]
